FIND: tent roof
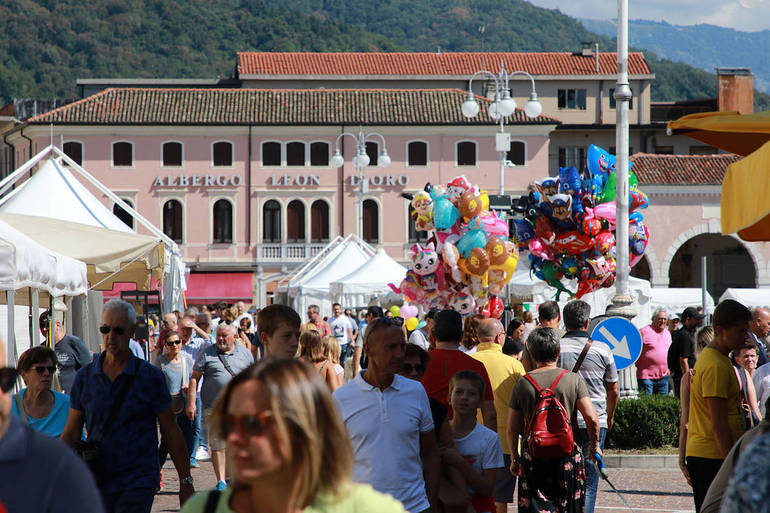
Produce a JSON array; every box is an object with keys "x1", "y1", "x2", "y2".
[
  {"x1": 719, "y1": 288, "x2": 770, "y2": 308},
  {"x1": 650, "y1": 287, "x2": 715, "y2": 311},
  {"x1": 0, "y1": 217, "x2": 88, "y2": 297},
  {"x1": 0, "y1": 157, "x2": 133, "y2": 232},
  {"x1": 329, "y1": 248, "x2": 407, "y2": 295},
  {"x1": 299, "y1": 241, "x2": 372, "y2": 293}
]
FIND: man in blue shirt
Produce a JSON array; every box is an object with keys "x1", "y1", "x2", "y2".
[{"x1": 61, "y1": 299, "x2": 194, "y2": 513}]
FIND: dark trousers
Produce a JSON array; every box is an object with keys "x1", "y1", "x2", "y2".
[
  {"x1": 101, "y1": 487, "x2": 155, "y2": 513},
  {"x1": 158, "y1": 410, "x2": 194, "y2": 466},
  {"x1": 673, "y1": 375, "x2": 683, "y2": 398},
  {"x1": 686, "y1": 456, "x2": 723, "y2": 513}
]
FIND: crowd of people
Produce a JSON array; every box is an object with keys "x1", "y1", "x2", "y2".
[{"x1": 2, "y1": 295, "x2": 770, "y2": 513}]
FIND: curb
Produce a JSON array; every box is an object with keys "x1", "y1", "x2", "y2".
[{"x1": 603, "y1": 454, "x2": 679, "y2": 469}]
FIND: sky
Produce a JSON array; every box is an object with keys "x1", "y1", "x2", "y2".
[{"x1": 525, "y1": 0, "x2": 770, "y2": 32}]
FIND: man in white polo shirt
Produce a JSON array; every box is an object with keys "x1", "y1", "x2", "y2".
[{"x1": 334, "y1": 317, "x2": 440, "y2": 513}]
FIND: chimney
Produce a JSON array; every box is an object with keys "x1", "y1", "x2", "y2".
[
  {"x1": 717, "y1": 68, "x2": 753, "y2": 114},
  {"x1": 580, "y1": 41, "x2": 594, "y2": 58}
]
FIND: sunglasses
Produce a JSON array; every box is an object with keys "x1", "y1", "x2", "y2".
[
  {"x1": 166, "y1": 339, "x2": 181, "y2": 346},
  {"x1": 99, "y1": 325, "x2": 126, "y2": 335},
  {"x1": 402, "y1": 363, "x2": 425, "y2": 374},
  {"x1": 222, "y1": 412, "x2": 273, "y2": 436},
  {"x1": 0, "y1": 368, "x2": 18, "y2": 393},
  {"x1": 33, "y1": 365, "x2": 56, "y2": 375}
]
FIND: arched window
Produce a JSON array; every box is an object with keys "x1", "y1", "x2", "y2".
[
  {"x1": 162, "y1": 199, "x2": 183, "y2": 243},
  {"x1": 262, "y1": 142, "x2": 281, "y2": 166},
  {"x1": 162, "y1": 142, "x2": 183, "y2": 167},
  {"x1": 112, "y1": 141, "x2": 133, "y2": 167},
  {"x1": 456, "y1": 141, "x2": 476, "y2": 166},
  {"x1": 262, "y1": 200, "x2": 281, "y2": 242},
  {"x1": 311, "y1": 200, "x2": 330, "y2": 242},
  {"x1": 362, "y1": 199, "x2": 379, "y2": 243},
  {"x1": 408, "y1": 204, "x2": 429, "y2": 242},
  {"x1": 63, "y1": 141, "x2": 83, "y2": 166},
  {"x1": 407, "y1": 141, "x2": 428, "y2": 166},
  {"x1": 213, "y1": 141, "x2": 233, "y2": 167},
  {"x1": 287, "y1": 200, "x2": 306, "y2": 242},
  {"x1": 365, "y1": 142, "x2": 378, "y2": 166},
  {"x1": 507, "y1": 141, "x2": 526, "y2": 166},
  {"x1": 310, "y1": 142, "x2": 329, "y2": 166},
  {"x1": 213, "y1": 199, "x2": 233, "y2": 244},
  {"x1": 113, "y1": 199, "x2": 134, "y2": 229},
  {"x1": 286, "y1": 142, "x2": 305, "y2": 167}
]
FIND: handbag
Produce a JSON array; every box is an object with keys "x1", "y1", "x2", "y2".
[
  {"x1": 169, "y1": 356, "x2": 188, "y2": 415},
  {"x1": 75, "y1": 373, "x2": 136, "y2": 485}
]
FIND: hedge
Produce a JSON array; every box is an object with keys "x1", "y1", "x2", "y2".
[{"x1": 605, "y1": 394, "x2": 681, "y2": 449}]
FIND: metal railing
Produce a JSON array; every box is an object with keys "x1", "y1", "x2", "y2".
[{"x1": 257, "y1": 243, "x2": 327, "y2": 262}]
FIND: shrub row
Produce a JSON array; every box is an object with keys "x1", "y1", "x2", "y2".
[{"x1": 605, "y1": 394, "x2": 681, "y2": 449}]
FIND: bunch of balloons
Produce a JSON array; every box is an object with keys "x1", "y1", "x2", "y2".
[
  {"x1": 513, "y1": 144, "x2": 650, "y2": 299},
  {"x1": 389, "y1": 175, "x2": 518, "y2": 318}
]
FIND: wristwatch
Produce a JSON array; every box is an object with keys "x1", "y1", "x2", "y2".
[{"x1": 180, "y1": 476, "x2": 194, "y2": 486}]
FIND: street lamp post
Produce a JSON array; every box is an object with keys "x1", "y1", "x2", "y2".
[
  {"x1": 607, "y1": 0, "x2": 636, "y2": 319},
  {"x1": 460, "y1": 64, "x2": 543, "y2": 195},
  {"x1": 330, "y1": 128, "x2": 391, "y2": 239}
]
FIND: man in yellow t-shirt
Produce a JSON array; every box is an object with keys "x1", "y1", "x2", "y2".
[
  {"x1": 471, "y1": 318, "x2": 525, "y2": 513},
  {"x1": 686, "y1": 299, "x2": 752, "y2": 513}
]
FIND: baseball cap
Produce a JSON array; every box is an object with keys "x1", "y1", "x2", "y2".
[
  {"x1": 680, "y1": 307, "x2": 706, "y2": 321},
  {"x1": 668, "y1": 309, "x2": 680, "y2": 320}
]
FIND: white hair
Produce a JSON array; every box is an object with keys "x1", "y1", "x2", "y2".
[
  {"x1": 216, "y1": 322, "x2": 237, "y2": 335},
  {"x1": 103, "y1": 299, "x2": 137, "y2": 326},
  {"x1": 652, "y1": 308, "x2": 668, "y2": 320}
]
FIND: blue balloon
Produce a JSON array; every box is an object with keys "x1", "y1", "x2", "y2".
[
  {"x1": 514, "y1": 219, "x2": 535, "y2": 244},
  {"x1": 433, "y1": 197, "x2": 459, "y2": 230},
  {"x1": 559, "y1": 166, "x2": 582, "y2": 196},
  {"x1": 456, "y1": 217, "x2": 487, "y2": 258}
]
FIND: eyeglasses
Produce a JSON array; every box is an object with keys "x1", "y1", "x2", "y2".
[
  {"x1": 402, "y1": 363, "x2": 425, "y2": 374},
  {"x1": 166, "y1": 339, "x2": 181, "y2": 346},
  {"x1": 222, "y1": 412, "x2": 273, "y2": 436},
  {"x1": 33, "y1": 365, "x2": 56, "y2": 375},
  {"x1": 0, "y1": 368, "x2": 18, "y2": 393},
  {"x1": 99, "y1": 325, "x2": 126, "y2": 335}
]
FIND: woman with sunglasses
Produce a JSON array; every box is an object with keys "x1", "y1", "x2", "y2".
[
  {"x1": 157, "y1": 330, "x2": 195, "y2": 476},
  {"x1": 180, "y1": 358, "x2": 406, "y2": 513},
  {"x1": 10, "y1": 346, "x2": 70, "y2": 438}
]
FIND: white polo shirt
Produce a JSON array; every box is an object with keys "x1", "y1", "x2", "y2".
[{"x1": 333, "y1": 373, "x2": 434, "y2": 513}]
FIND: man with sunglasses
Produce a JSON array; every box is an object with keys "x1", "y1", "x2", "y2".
[
  {"x1": 0, "y1": 364, "x2": 105, "y2": 512},
  {"x1": 61, "y1": 299, "x2": 194, "y2": 513},
  {"x1": 39, "y1": 307, "x2": 91, "y2": 395}
]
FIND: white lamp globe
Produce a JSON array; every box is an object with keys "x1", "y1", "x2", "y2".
[
  {"x1": 461, "y1": 92, "x2": 480, "y2": 118},
  {"x1": 330, "y1": 151, "x2": 344, "y2": 168},
  {"x1": 488, "y1": 101, "x2": 502, "y2": 120},
  {"x1": 378, "y1": 150, "x2": 391, "y2": 168},
  {"x1": 525, "y1": 91, "x2": 542, "y2": 118},
  {"x1": 355, "y1": 152, "x2": 370, "y2": 168},
  {"x1": 498, "y1": 91, "x2": 517, "y2": 117}
]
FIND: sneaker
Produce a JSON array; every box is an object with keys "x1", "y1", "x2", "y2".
[
  {"x1": 189, "y1": 458, "x2": 200, "y2": 468},
  {"x1": 195, "y1": 447, "x2": 211, "y2": 461},
  {"x1": 215, "y1": 480, "x2": 227, "y2": 491}
]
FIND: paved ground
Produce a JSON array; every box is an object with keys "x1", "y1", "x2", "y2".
[{"x1": 152, "y1": 461, "x2": 695, "y2": 513}]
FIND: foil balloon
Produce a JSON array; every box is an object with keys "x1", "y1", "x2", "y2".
[
  {"x1": 459, "y1": 189, "x2": 483, "y2": 220},
  {"x1": 558, "y1": 166, "x2": 582, "y2": 196},
  {"x1": 410, "y1": 191, "x2": 434, "y2": 231},
  {"x1": 481, "y1": 211, "x2": 510, "y2": 238},
  {"x1": 456, "y1": 216, "x2": 488, "y2": 258},
  {"x1": 433, "y1": 196, "x2": 460, "y2": 230},
  {"x1": 514, "y1": 219, "x2": 535, "y2": 249},
  {"x1": 441, "y1": 241, "x2": 463, "y2": 282},
  {"x1": 528, "y1": 238, "x2": 554, "y2": 261},
  {"x1": 552, "y1": 231, "x2": 594, "y2": 255},
  {"x1": 446, "y1": 175, "x2": 471, "y2": 203},
  {"x1": 482, "y1": 296, "x2": 505, "y2": 319}
]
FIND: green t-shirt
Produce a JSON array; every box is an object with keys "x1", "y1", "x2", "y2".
[{"x1": 180, "y1": 483, "x2": 407, "y2": 513}]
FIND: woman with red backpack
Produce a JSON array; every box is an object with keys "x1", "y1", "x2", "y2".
[{"x1": 506, "y1": 327, "x2": 601, "y2": 513}]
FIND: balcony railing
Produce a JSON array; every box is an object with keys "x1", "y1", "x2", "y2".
[{"x1": 257, "y1": 243, "x2": 327, "y2": 263}]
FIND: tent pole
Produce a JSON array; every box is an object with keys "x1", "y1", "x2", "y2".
[
  {"x1": 8, "y1": 290, "x2": 16, "y2": 366},
  {"x1": 27, "y1": 288, "x2": 33, "y2": 349},
  {"x1": 0, "y1": 145, "x2": 53, "y2": 198}
]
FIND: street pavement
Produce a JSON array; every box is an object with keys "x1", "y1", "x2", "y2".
[{"x1": 152, "y1": 461, "x2": 695, "y2": 513}]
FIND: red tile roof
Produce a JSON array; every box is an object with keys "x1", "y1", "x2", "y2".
[
  {"x1": 237, "y1": 52, "x2": 652, "y2": 77},
  {"x1": 27, "y1": 88, "x2": 560, "y2": 126},
  {"x1": 630, "y1": 153, "x2": 742, "y2": 185}
]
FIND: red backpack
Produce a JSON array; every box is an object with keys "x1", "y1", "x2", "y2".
[{"x1": 523, "y1": 370, "x2": 574, "y2": 460}]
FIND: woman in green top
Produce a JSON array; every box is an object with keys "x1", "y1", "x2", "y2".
[{"x1": 181, "y1": 358, "x2": 406, "y2": 513}]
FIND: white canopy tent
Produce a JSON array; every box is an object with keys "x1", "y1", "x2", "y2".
[
  {"x1": 650, "y1": 287, "x2": 715, "y2": 314},
  {"x1": 0, "y1": 218, "x2": 88, "y2": 366},
  {"x1": 719, "y1": 288, "x2": 770, "y2": 309},
  {"x1": 330, "y1": 248, "x2": 407, "y2": 308},
  {"x1": 279, "y1": 235, "x2": 374, "y2": 315},
  {"x1": 0, "y1": 146, "x2": 186, "y2": 312}
]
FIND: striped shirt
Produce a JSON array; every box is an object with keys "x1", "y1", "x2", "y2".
[{"x1": 558, "y1": 331, "x2": 618, "y2": 428}]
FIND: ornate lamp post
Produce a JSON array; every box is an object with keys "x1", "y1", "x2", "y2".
[
  {"x1": 330, "y1": 128, "x2": 391, "y2": 239},
  {"x1": 460, "y1": 63, "x2": 543, "y2": 195}
]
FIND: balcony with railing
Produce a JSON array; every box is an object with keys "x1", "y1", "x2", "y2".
[{"x1": 256, "y1": 243, "x2": 327, "y2": 264}]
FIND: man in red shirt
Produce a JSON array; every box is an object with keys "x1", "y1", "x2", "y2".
[
  {"x1": 421, "y1": 309, "x2": 497, "y2": 430},
  {"x1": 637, "y1": 308, "x2": 672, "y2": 395}
]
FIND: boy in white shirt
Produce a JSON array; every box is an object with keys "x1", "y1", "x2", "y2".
[{"x1": 441, "y1": 370, "x2": 504, "y2": 513}]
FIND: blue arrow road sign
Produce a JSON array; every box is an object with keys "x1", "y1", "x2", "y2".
[{"x1": 589, "y1": 317, "x2": 643, "y2": 371}]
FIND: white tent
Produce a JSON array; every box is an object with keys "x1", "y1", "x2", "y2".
[
  {"x1": 719, "y1": 288, "x2": 770, "y2": 309},
  {"x1": 0, "y1": 218, "x2": 88, "y2": 365},
  {"x1": 0, "y1": 146, "x2": 186, "y2": 312},
  {"x1": 330, "y1": 248, "x2": 407, "y2": 307},
  {"x1": 281, "y1": 235, "x2": 374, "y2": 315},
  {"x1": 650, "y1": 287, "x2": 715, "y2": 313}
]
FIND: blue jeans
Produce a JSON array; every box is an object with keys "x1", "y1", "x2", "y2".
[
  {"x1": 101, "y1": 487, "x2": 155, "y2": 513},
  {"x1": 638, "y1": 376, "x2": 669, "y2": 395},
  {"x1": 190, "y1": 393, "x2": 203, "y2": 456},
  {"x1": 575, "y1": 426, "x2": 607, "y2": 513},
  {"x1": 339, "y1": 343, "x2": 350, "y2": 365}
]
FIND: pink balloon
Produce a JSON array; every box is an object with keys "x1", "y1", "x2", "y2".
[
  {"x1": 593, "y1": 202, "x2": 617, "y2": 230},
  {"x1": 481, "y1": 212, "x2": 509, "y2": 238},
  {"x1": 400, "y1": 304, "x2": 418, "y2": 319},
  {"x1": 528, "y1": 238, "x2": 554, "y2": 261}
]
